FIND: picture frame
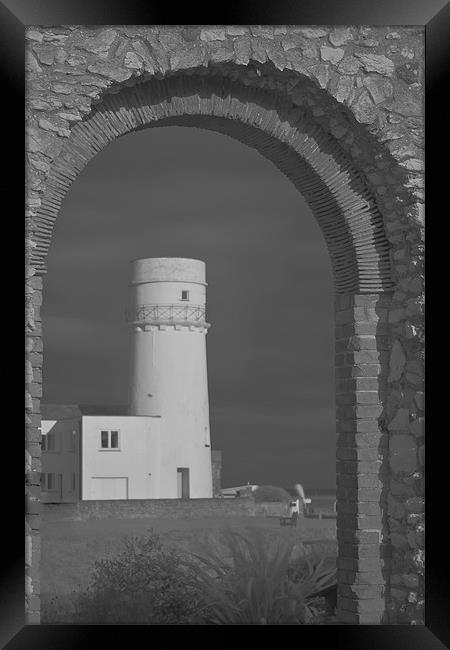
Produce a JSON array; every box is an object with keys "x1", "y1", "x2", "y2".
[{"x1": 3, "y1": 0, "x2": 447, "y2": 646}]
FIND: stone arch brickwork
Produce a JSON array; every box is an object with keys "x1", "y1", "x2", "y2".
[
  {"x1": 37, "y1": 76, "x2": 394, "y2": 293},
  {"x1": 25, "y1": 25, "x2": 424, "y2": 625}
]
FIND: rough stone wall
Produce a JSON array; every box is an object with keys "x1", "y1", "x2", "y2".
[
  {"x1": 42, "y1": 498, "x2": 289, "y2": 520},
  {"x1": 25, "y1": 25, "x2": 424, "y2": 624}
]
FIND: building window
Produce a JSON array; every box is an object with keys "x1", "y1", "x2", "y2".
[
  {"x1": 47, "y1": 433, "x2": 56, "y2": 451},
  {"x1": 181, "y1": 290, "x2": 189, "y2": 301},
  {"x1": 68, "y1": 430, "x2": 77, "y2": 452},
  {"x1": 111, "y1": 431, "x2": 119, "y2": 449},
  {"x1": 100, "y1": 430, "x2": 120, "y2": 450},
  {"x1": 42, "y1": 473, "x2": 57, "y2": 490},
  {"x1": 41, "y1": 434, "x2": 46, "y2": 451}
]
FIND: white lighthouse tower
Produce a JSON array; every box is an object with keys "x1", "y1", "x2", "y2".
[{"x1": 128, "y1": 258, "x2": 213, "y2": 498}]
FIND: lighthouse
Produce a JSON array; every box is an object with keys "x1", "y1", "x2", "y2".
[{"x1": 128, "y1": 258, "x2": 213, "y2": 498}]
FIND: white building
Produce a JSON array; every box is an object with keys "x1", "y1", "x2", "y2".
[
  {"x1": 82, "y1": 415, "x2": 161, "y2": 499},
  {"x1": 41, "y1": 408, "x2": 161, "y2": 501},
  {"x1": 41, "y1": 257, "x2": 217, "y2": 501}
]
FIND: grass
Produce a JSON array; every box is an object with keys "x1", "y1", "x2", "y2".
[{"x1": 41, "y1": 514, "x2": 337, "y2": 623}]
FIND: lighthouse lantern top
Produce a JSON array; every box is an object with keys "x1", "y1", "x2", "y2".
[{"x1": 131, "y1": 257, "x2": 206, "y2": 285}]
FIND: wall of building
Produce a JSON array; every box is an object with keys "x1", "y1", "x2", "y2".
[
  {"x1": 41, "y1": 418, "x2": 80, "y2": 503},
  {"x1": 81, "y1": 415, "x2": 161, "y2": 500},
  {"x1": 131, "y1": 280, "x2": 206, "y2": 308},
  {"x1": 43, "y1": 497, "x2": 289, "y2": 521},
  {"x1": 211, "y1": 450, "x2": 222, "y2": 496},
  {"x1": 129, "y1": 327, "x2": 213, "y2": 497},
  {"x1": 42, "y1": 412, "x2": 218, "y2": 501}
]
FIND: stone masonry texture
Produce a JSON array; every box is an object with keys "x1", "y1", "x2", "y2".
[{"x1": 25, "y1": 25, "x2": 424, "y2": 625}]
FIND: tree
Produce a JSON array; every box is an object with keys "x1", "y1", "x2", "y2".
[{"x1": 253, "y1": 485, "x2": 292, "y2": 503}]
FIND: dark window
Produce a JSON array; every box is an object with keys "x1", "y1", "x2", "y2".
[
  {"x1": 47, "y1": 473, "x2": 55, "y2": 490},
  {"x1": 68, "y1": 430, "x2": 76, "y2": 452},
  {"x1": 181, "y1": 290, "x2": 189, "y2": 300},
  {"x1": 40, "y1": 473, "x2": 45, "y2": 486},
  {"x1": 100, "y1": 430, "x2": 120, "y2": 449},
  {"x1": 41, "y1": 434, "x2": 46, "y2": 451},
  {"x1": 47, "y1": 433, "x2": 55, "y2": 451},
  {"x1": 101, "y1": 431, "x2": 109, "y2": 448}
]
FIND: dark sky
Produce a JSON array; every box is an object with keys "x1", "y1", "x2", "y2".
[{"x1": 42, "y1": 125, "x2": 336, "y2": 491}]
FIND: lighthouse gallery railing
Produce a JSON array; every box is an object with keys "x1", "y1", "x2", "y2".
[{"x1": 126, "y1": 303, "x2": 207, "y2": 325}]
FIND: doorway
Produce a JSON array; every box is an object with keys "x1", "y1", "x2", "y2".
[
  {"x1": 177, "y1": 468, "x2": 190, "y2": 499},
  {"x1": 90, "y1": 477, "x2": 129, "y2": 500}
]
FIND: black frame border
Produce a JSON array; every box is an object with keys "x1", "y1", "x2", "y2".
[{"x1": 3, "y1": 0, "x2": 449, "y2": 647}]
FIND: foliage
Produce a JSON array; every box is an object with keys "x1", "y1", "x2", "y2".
[
  {"x1": 44, "y1": 527, "x2": 336, "y2": 625},
  {"x1": 182, "y1": 528, "x2": 336, "y2": 624},
  {"x1": 288, "y1": 553, "x2": 337, "y2": 610},
  {"x1": 73, "y1": 531, "x2": 203, "y2": 624},
  {"x1": 253, "y1": 485, "x2": 293, "y2": 503}
]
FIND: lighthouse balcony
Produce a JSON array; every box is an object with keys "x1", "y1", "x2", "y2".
[{"x1": 127, "y1": 303, "x2": 208, "y2": 327}]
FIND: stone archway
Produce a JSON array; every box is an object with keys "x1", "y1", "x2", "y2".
[{"x1": 25, "y1": 25, "x2": 425, "y2": 625}]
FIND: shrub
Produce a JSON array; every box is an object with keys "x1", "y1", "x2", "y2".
[
  {"x1": 183, "y1": 528, "x2": 336, "y2": 624},
  {"x1": 253, "y1": 485, "x2": 292, "y2": 503},
  {"x1": 53, "y1": 528, "x2": 336, "y2": 625},
  {"x1": 74, "y1": 531, "x2": 203, "y2": 624}
]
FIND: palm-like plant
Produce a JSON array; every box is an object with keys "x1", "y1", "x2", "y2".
[
  {"x1": 183, "y1": 528, "x2": 336, "y2": 624},
  {"x1": 287, "y1": 553, "x2": 337, "y2": 620}
]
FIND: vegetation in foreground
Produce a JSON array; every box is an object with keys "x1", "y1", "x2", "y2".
[
  {"x1": 183, "y1": 528, "x2": 336, "y2": 624},
  {"x1": 42, "y1": 528, "x2": 336, "y2": 625}
]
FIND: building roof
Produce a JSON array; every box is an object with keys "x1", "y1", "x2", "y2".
[
  {"x1": 78, "y1": 404, "x2": 129, "y2": 416},
  {"x1": 41, "y1": 404, "x2": 82, "y2": 420},
  {"x1": 41, "y1": 404, "x2": 129, "y2": 419}
]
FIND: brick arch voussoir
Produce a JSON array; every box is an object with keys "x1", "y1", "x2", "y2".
[{"x1": 35, "y1": 74, "x2": 393, "y2": 294}]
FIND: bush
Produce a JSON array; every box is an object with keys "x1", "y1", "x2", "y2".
[
  {"x1": 73, "y1": 531, "x2": 204, "y2": 624},
  {"x1": 183, "y1": 528, "x2": 336, "y2": 624},
  {"x1": 51, "y1": 528, "x2": 336, "y2": 625},
  {"x1": 253, "y1": 485, "x2": 292, "y2": 503}
]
